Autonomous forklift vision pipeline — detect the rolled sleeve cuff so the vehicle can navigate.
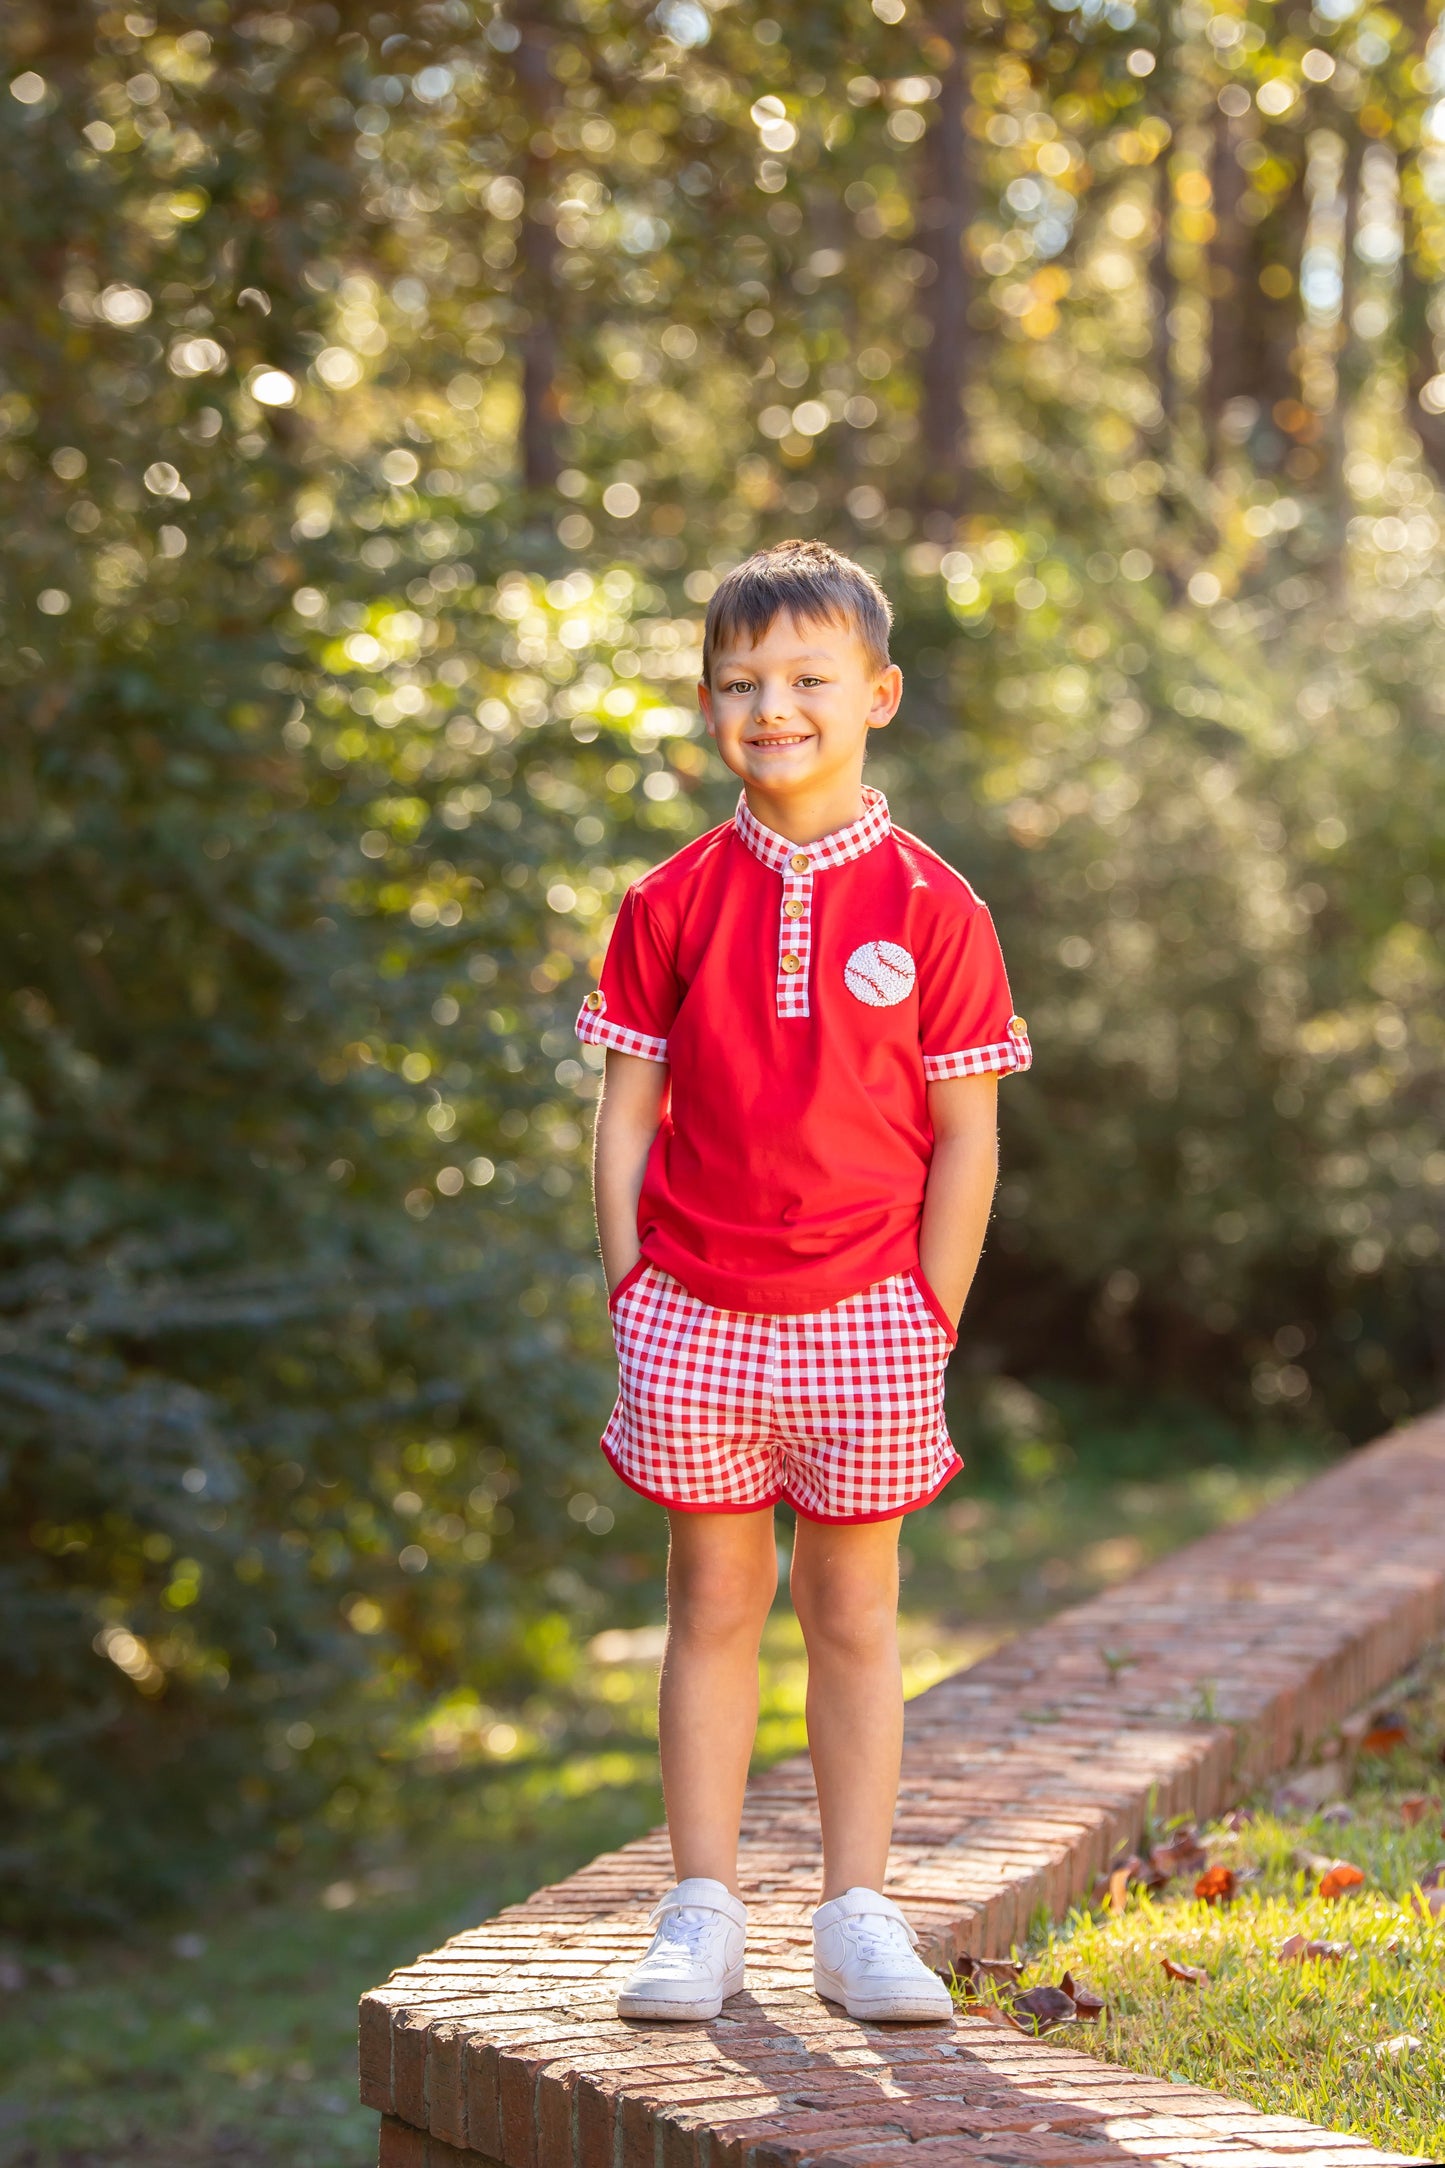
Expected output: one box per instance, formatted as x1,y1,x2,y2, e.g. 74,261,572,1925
576,996,668,1063
923,1029,1032,1082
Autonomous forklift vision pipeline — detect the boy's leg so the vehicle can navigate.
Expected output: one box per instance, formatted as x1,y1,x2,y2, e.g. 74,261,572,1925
789,1514,904,1900
659,1506,778,1892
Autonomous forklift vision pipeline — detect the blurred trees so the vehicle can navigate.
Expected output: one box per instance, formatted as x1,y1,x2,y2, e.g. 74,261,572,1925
2,0,1443,1922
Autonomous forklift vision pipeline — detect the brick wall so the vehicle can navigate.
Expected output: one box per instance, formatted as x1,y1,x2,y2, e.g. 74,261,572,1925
361,1414,1445,2168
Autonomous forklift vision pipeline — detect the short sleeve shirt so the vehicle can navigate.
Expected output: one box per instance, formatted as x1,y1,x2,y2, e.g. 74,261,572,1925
576,788,1030,1315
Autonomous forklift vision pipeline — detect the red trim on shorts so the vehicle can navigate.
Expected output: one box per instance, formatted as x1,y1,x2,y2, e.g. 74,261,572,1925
786,1448,964,1524
600,1430,782,1514
601,1432,964,1524
606,1257,649,1311
907,1266,958,1348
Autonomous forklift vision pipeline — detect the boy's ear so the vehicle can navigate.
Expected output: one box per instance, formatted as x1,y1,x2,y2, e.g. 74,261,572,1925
867,662,904,731
697,678,717,737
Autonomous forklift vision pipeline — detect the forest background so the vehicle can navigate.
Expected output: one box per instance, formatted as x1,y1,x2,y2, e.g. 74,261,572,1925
4,0,1445,1970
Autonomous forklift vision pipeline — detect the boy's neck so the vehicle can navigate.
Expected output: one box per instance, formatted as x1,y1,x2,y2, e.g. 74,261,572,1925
740,778,868,847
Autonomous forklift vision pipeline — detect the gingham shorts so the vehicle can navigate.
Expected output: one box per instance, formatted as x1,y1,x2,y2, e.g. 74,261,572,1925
601,1262,962,1524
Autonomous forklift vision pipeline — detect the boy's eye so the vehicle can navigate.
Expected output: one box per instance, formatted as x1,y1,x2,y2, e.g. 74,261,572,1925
797,676,822,688
723,678,754,693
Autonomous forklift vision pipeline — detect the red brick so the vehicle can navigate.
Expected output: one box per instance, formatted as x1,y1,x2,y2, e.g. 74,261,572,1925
464,2039,503,2160
378,2116,430,2168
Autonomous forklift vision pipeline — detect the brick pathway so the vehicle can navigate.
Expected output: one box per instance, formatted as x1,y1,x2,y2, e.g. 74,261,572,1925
361,1413,1445,2167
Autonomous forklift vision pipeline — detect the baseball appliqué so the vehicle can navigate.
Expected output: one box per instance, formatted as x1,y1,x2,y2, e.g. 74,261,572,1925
844,940,916,1008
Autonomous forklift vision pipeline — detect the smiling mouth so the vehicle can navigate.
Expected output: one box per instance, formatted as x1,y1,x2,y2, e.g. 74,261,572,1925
746,733,811,748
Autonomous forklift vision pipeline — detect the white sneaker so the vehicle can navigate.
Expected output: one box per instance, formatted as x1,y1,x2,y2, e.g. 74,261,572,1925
616,1877,747,2021
813,1887,954,2022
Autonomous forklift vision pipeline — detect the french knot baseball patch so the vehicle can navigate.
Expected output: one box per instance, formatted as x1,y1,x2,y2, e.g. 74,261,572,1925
843,940,917,1009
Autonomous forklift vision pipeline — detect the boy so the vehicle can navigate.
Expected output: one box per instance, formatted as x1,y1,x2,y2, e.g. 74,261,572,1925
576,540,1029,2024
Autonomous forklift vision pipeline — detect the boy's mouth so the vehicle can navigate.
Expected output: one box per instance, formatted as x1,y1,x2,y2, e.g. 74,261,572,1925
746,732,811,749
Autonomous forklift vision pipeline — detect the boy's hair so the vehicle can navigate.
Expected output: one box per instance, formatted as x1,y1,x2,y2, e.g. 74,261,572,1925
702,539,893,683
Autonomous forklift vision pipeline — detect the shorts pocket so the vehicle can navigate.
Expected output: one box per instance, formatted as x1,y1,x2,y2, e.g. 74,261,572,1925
607,1257,649,1314
907,1266,958,1349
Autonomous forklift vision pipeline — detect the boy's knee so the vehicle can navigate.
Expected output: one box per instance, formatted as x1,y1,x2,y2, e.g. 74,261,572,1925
668,1547,776,1641
791,1569,898,1661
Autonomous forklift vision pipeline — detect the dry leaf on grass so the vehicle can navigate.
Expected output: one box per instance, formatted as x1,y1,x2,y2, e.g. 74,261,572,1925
1318,1861,1366,1899
1407,1884,1445,1921
1150,1825,1208,1880
1218,1807,1256,1832
1194,1864,1237,1905
948,1953,1025,1986
1277,1934,1352,1963
1012,1983,1078,2032
1399,1793,1434,1827
1160,1957,1208,1984
1273,1763,1348,1814
1320,1802,1354,1826
1373,2034,1422,2061
1358,1709,1409,1756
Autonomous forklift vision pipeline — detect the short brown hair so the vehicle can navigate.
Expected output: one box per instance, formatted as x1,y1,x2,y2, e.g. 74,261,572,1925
702,539,893,682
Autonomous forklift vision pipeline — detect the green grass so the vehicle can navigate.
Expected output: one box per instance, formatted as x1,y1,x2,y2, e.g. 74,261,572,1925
958,1644,1445,2162
0,1392,1334,2167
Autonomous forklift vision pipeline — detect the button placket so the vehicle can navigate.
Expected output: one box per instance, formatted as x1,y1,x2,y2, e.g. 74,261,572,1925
777,861,813,1018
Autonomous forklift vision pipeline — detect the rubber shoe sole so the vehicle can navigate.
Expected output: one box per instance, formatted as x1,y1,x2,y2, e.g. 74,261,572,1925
617,1961,744,2021
813,1959,953,2023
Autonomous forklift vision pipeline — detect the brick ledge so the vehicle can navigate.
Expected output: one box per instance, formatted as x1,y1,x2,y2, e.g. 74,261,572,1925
361,1413,1445,2167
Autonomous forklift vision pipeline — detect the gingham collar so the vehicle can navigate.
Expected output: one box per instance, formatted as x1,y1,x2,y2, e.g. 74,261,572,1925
733,786,891,874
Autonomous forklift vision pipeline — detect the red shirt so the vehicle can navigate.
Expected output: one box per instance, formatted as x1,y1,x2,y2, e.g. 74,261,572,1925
576,789,1030,1315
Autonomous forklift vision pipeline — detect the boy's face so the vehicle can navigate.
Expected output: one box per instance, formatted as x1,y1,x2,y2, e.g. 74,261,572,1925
698,610,903,810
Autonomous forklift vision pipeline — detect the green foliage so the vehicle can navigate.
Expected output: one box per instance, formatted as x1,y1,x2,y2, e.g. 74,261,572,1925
1,0,1442,1924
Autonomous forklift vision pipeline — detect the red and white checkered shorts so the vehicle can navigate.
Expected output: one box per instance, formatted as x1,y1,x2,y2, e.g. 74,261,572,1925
601,1263,962,1524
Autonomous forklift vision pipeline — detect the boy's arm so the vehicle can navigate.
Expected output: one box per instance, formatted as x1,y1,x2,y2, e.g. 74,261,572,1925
592,1049,669,1293
918,1073,1000,1328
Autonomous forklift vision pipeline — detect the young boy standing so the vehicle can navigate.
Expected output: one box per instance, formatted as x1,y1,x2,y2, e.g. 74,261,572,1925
577,540,1029,2024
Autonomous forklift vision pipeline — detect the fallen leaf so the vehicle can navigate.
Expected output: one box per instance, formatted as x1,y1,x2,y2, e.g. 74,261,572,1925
1011,1984,1077,2032
1107,1864,1133,1914
1373,2034,1422,2061
1318,1862,1365,1899
1320,1802,1354,1827
1278,1933,1352,1963
1195,1865,1237,1905
1400,1793,1434,1827
1408,1885,1445,1920
976,1956,1025,1984
1418,1861,1445,1892
1161,1957,1207,1984
1218,1807,1256,1832
1151,1826,1208,1880
1359,1710,1408,1756
976,2004,1027,2032
1071,1986,1105,2019
1273,1763,1348,1814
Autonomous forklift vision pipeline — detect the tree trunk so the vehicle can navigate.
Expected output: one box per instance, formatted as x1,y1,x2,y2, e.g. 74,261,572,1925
1400,226,1445,486
513,17,562,493
914,14,971,524
1205,110,1251,463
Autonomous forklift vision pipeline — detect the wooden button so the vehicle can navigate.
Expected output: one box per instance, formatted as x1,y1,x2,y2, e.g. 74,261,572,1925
1008,1014,1027,1037
784,898,805,918
790,853,810,872
781,953,802,973
585,990,605,1011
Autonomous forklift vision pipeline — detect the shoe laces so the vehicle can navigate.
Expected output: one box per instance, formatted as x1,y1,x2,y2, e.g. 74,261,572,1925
650,1905,716,1958
841,1911,918,1963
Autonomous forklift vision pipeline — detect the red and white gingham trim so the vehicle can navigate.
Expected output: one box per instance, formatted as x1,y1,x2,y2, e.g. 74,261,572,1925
733,788,892,1022
575,992,668,1064
923,1023,1032,1081
602,1261,961,1523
